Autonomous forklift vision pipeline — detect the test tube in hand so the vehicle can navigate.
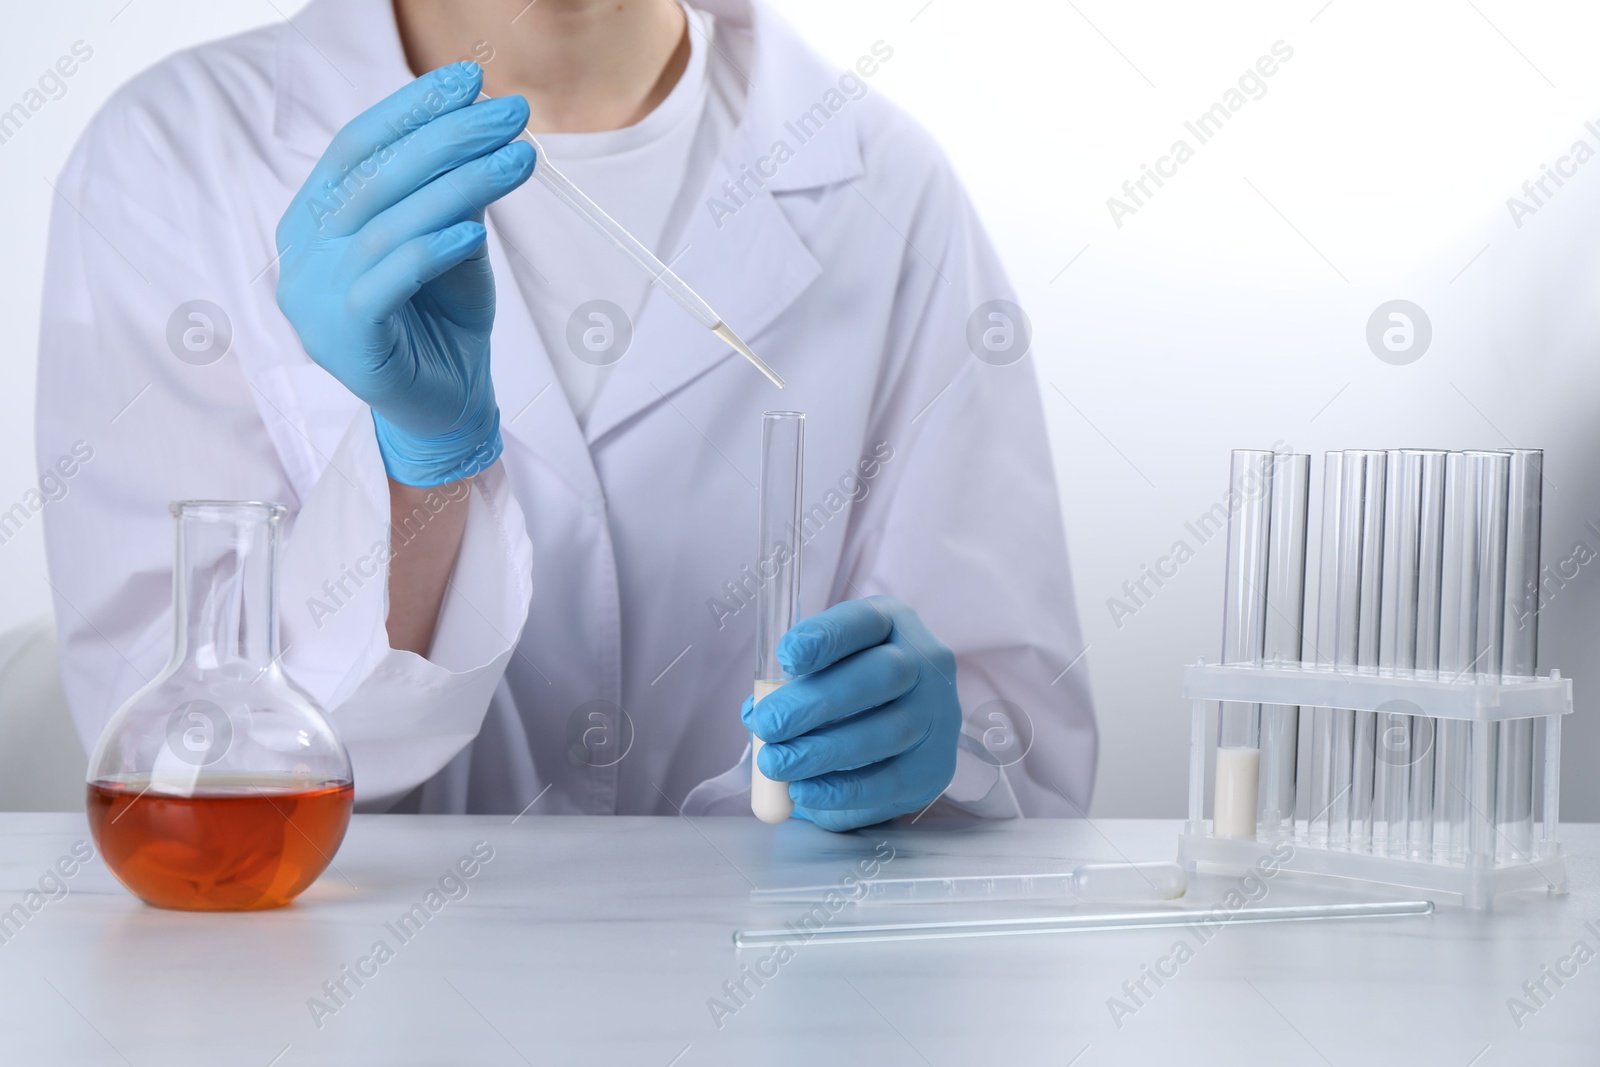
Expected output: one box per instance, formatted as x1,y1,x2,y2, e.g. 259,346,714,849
752,412,804,823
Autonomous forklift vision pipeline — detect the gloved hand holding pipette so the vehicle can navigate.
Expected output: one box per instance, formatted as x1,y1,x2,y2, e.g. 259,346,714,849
274,63,534,487
742,597,962,832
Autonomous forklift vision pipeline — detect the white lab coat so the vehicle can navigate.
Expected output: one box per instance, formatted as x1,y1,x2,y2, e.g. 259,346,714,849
37,0,1096,817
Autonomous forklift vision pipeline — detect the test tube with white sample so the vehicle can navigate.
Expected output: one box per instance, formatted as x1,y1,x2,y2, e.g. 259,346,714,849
1212,451,1274,839
751,411,804,824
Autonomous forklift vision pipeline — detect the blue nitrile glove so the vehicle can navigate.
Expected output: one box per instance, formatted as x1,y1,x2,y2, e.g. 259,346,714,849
274,63,536,486
741,596,961,831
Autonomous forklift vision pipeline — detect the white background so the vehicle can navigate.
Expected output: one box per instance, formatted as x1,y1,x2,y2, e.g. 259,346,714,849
4,0,1599,818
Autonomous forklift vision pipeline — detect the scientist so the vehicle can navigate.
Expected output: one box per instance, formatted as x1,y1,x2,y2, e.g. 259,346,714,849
37,0,1094,829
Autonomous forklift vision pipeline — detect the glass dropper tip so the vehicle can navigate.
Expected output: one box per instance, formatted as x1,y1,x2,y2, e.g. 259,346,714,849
712,322,786,389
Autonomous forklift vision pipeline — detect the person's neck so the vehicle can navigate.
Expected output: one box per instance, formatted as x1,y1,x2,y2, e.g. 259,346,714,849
393,0,690,133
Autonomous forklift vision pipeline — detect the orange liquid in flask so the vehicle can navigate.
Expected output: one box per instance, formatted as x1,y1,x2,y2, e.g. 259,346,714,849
87,777,354,911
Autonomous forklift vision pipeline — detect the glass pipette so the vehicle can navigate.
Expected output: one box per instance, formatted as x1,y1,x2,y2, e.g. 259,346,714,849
752,861,1188,906
733,900,1435,948
478,92,786,389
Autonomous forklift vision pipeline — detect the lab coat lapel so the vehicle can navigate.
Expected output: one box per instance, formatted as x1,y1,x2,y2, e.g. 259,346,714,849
274,0,415,152
581,0,860,442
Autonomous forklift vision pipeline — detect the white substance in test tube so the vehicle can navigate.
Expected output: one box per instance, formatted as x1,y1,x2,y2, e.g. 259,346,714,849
1213,747,1261,839
751,679,793,823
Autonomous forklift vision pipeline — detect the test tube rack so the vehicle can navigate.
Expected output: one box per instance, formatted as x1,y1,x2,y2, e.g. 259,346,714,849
1178,447,1569,910
1178,661,1569,909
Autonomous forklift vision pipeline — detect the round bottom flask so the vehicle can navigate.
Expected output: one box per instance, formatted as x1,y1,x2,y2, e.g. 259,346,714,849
86,501,354,911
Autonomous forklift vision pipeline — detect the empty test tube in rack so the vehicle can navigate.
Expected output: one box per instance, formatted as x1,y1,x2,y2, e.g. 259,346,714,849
1373,450,1445,855
1258,452,1309,840
1434,451,1509,862
1497,450,1542,862
1349,450,1387,852
1407,452,1448,859
1305,452,1343,846
1309,451,1383,848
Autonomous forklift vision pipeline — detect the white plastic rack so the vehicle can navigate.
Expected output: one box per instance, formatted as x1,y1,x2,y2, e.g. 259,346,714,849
1177,660,1569,910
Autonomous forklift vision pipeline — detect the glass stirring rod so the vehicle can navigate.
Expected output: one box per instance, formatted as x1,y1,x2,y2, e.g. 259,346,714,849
477,92,786,389
751,861,1189,906
734,900,1435,948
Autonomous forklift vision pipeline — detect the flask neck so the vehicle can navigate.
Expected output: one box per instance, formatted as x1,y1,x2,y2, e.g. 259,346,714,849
170,502,285,673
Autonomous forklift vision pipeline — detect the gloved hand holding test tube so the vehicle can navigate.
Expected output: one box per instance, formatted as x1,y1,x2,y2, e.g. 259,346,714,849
742,413,962,827
478,91,785,389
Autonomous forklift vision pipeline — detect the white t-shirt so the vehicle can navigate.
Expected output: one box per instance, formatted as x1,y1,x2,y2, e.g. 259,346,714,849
489,4,731,427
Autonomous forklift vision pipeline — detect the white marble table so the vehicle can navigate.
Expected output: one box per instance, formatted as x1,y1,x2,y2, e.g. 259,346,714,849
0,814,1594,1065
